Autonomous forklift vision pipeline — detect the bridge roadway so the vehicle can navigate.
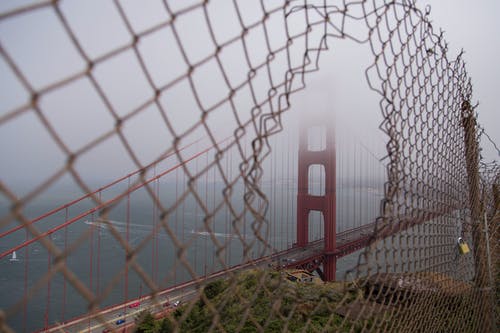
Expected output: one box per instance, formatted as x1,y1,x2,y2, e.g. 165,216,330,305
43,221,379,333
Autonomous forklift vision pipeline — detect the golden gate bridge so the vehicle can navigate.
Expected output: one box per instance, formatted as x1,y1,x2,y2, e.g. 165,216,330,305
1,120,453,332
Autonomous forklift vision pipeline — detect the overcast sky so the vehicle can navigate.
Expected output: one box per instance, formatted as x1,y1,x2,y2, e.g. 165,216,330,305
420,0,499,162
0,0,498,195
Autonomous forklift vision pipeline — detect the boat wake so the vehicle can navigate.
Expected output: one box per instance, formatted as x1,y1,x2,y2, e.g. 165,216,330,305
189,229,247,240
84,219,152,232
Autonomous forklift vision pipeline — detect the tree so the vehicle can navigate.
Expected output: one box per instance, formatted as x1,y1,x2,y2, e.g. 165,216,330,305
158,318,174,333
134,311,157,333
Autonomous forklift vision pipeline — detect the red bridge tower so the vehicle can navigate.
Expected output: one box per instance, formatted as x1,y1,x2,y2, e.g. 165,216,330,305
296,121,337,281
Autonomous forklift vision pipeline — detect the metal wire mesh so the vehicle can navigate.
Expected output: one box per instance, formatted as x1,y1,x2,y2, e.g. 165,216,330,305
0,0,498,332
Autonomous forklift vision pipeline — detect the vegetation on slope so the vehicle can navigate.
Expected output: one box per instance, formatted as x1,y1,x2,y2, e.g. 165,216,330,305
134,268,495,332
134,269,371,333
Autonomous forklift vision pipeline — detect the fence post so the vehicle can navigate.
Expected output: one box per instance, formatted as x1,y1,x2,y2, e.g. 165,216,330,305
488,176,499,333
461,101,494,332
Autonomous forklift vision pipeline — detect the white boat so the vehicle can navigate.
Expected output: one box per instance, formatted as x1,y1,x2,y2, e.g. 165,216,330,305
9,251,19,262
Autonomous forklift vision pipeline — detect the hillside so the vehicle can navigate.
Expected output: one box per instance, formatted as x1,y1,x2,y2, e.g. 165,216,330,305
134,269,373,332
133,267,490,333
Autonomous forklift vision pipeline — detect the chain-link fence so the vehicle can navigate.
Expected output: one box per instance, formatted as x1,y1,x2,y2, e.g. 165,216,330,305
0,0,498,332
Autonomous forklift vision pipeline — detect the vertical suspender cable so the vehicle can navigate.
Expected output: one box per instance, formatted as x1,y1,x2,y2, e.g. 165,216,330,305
155,172,160,285
292,132,297,245
152,165,157,285
23,228,29,333
338,135,342,232
87,212,94,329
369,144,373,220
89,212,94,295
194,152,198,275
341,136,345,231
321,130,325,239
204,150,208,277
181,163,186,282
342,136,346,231
62,208,68,322
271,138,275,250
358,142,361,227
225,148,229,265
204,151,210,275
360,143,364,226
175,167,179,284
365,145,369,220
212,152,216,270
243,134,247,252
353,141,357,228
229,144,233,264
374,144,377,220
361,143,364,226
277,135,281,248
280,134,284,248
152,166,156,285
45,248,51,329
125,176,130,311
374,143,377,219
285,130,290,249
361,143,364,227
96,191,101,297
280,133,285,251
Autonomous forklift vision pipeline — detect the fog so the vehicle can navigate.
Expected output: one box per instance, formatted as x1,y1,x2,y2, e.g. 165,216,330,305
0,0,498,199
420,0,500,163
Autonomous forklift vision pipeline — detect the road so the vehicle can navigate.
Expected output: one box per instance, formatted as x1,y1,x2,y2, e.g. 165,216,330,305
48,288,194,333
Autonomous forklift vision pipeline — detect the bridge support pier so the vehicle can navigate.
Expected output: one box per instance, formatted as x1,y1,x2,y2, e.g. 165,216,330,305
296,121,337,281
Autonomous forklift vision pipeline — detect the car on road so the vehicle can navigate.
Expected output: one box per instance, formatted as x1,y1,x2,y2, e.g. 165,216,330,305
128,301,140,308
116,318,126,325
173,300,180,307
281,258,296,263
